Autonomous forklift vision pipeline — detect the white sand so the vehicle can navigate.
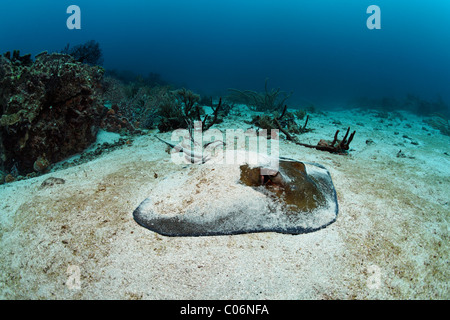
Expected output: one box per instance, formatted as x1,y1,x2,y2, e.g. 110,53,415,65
0,108,448,299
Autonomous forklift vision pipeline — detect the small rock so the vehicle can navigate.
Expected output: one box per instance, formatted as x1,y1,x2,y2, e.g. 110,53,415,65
396,150,415,159
5,174,16,183
26,172,37,179
396,150,406,158
40,177,66,188
365,139,375,145
34,155,50,172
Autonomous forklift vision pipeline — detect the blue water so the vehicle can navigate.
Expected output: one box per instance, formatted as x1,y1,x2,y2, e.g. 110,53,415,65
1,0,449,111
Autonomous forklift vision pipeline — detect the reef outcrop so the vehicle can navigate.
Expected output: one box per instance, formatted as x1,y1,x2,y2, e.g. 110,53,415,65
0,52,105,175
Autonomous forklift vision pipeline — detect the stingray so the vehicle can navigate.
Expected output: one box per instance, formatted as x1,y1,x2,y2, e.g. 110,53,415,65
133,138,339,237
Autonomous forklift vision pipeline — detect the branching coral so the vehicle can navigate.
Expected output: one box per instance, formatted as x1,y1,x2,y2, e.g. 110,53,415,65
246,105,312,135
248,106,356,154
61,40,103,66
157,88,223,133
157,88,194,132
227,78,292,112
102,72,229,133
275,116,356,154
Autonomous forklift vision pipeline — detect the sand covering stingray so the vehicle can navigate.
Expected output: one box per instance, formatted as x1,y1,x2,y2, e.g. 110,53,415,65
133,150,338,236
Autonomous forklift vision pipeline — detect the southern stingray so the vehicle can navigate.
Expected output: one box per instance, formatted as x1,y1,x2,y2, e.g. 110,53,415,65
133,135,339,237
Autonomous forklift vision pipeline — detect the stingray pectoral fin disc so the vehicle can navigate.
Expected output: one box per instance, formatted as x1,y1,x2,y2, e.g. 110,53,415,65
133,159,339,237
133,197,239,236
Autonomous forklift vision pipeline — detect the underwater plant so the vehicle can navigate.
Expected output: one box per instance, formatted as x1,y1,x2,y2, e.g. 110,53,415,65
227,78,292,112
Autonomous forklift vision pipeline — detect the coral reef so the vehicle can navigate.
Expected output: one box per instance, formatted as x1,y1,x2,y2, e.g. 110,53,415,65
3,50,33,66
0,52,105,175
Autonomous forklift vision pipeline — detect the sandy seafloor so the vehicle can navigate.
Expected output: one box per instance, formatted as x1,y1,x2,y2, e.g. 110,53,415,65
0,106,449,299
